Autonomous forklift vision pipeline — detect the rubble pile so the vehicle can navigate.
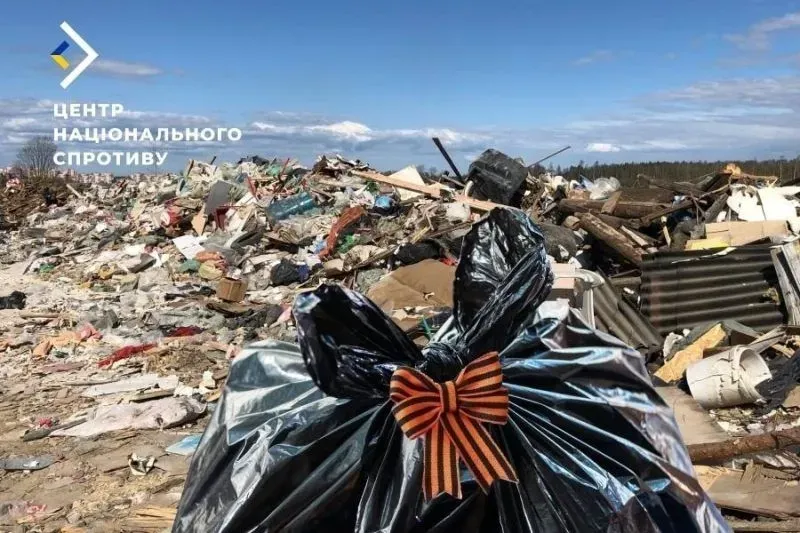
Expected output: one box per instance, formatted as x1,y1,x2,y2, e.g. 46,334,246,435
2,147,800,531
0,174,78,230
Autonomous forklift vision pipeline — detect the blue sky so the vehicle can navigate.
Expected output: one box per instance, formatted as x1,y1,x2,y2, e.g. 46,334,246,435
1,0,800,172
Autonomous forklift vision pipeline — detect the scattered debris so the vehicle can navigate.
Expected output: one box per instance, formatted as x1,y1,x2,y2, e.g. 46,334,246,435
165,435,202,456
0,455,54,471
51,397,205,437
4,154,800,530
128,453,156,476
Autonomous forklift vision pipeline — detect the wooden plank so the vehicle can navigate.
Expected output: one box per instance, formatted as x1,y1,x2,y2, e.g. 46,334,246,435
121,506,177,532
771,249,800,325
66,184,84,199
559,198,666,219
576,213,644,267
352,169,501,212
640,199,695,224
698,465,800,519
746,326,794,358
637,173,704,196
781,241,800,294
655,387,728,446
688,427,800,464
622,224,658,245
352,170,444,197
703,193,729,222
726,519,800,532
600,191,622,215
619,225,651,247
452,195,500,212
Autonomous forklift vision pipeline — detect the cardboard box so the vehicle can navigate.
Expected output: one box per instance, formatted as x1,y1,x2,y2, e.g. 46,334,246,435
216,277,247,302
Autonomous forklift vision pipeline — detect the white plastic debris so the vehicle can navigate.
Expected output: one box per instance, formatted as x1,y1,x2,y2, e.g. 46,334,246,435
51,397,205,437
686,346,772,409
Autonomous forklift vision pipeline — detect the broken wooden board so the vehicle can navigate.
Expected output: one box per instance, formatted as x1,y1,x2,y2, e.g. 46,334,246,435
452,195,502,212
654,323,726,382
640,198,695,224
656,386,728,446
784,386,800,408
352,169,445,197
772,248,800,326
121,506,177,532
352,169,501,212
601,191,622,215
559,198,667,219
637,173,704,196
696,464,800,519
576,212,644,267
725,519,800,532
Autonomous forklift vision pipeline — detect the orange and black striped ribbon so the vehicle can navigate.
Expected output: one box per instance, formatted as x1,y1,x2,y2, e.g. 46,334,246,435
390,351,518,500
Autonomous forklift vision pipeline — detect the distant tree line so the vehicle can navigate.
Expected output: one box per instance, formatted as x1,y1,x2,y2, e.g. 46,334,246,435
380,159,800,188
531,157,800,187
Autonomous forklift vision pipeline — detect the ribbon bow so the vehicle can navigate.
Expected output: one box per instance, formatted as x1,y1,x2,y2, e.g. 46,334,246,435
390,352,518,500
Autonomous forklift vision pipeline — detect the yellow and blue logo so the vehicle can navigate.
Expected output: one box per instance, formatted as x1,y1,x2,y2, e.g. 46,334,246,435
50,41,70,70
50,22,99,89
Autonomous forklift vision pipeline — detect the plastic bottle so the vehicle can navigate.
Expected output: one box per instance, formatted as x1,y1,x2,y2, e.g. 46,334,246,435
266,192,315,222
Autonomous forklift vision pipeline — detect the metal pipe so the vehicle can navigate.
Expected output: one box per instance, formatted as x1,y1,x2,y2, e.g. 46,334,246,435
529,145,572,169
431,137,463,181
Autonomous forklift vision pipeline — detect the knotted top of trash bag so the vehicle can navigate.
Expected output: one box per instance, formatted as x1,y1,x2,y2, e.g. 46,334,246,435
294,208,554,397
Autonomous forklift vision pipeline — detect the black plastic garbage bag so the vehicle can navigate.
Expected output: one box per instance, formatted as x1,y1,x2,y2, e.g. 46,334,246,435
466,149,529,205
0,291,26,310
174,208,728,533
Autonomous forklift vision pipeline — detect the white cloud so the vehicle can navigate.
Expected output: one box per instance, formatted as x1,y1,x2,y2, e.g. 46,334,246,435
725,11,800,50
308,121,373,141
586,143,621,153
621,140,689,151
573,50,614,66
3,117,37,129
652,77,800,107
249,119,490,152
3,72,800,171
91,59,163,77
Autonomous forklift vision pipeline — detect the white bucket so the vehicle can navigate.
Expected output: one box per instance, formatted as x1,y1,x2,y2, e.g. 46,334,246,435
686,346,772,409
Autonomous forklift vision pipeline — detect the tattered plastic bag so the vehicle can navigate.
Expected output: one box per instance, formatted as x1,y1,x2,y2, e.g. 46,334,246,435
174,208,727,533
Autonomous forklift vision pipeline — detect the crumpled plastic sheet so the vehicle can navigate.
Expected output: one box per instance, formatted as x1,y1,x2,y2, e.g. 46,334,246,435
52,396,205,438
174,208,729,533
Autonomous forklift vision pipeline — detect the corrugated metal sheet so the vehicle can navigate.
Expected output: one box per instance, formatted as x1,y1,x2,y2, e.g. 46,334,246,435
641,245,785,335
593,274,662,356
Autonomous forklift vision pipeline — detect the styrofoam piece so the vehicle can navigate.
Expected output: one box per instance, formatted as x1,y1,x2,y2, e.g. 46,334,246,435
686,346,772,409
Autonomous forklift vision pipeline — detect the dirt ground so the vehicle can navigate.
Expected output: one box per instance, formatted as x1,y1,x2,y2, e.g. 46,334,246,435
0,260,215,533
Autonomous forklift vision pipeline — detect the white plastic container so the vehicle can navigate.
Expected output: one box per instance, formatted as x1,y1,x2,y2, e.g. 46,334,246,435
686,346,772,409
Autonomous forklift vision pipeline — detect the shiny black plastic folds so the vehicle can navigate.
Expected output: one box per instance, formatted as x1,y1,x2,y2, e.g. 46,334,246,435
174,208,728,533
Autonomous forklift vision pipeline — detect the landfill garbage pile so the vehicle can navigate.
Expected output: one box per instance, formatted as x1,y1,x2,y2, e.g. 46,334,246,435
0,145,797,531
